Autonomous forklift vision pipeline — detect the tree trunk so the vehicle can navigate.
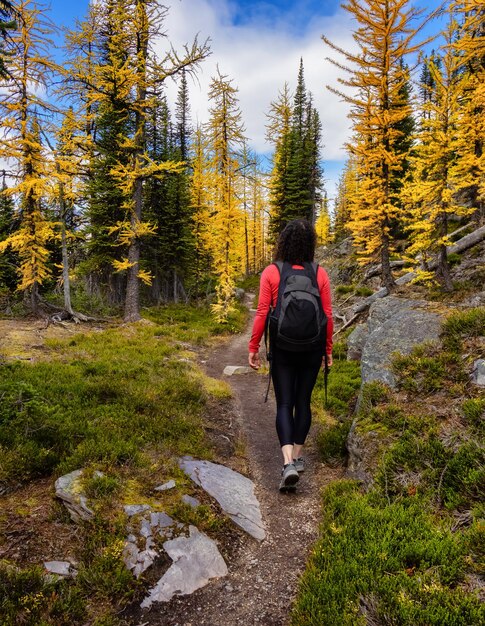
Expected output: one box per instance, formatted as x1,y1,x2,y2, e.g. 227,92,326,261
124,211,141,322
60,220,73,314
380,231,395,291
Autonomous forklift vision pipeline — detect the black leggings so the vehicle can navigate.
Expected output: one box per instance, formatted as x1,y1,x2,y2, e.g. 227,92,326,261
271,347,322,447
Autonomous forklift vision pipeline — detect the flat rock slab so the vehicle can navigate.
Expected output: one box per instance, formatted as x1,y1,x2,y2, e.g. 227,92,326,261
154,480,176,492
223,365,253,376
55,470,101,523
43,561,76,577
178,457,265,541
141,525,227,608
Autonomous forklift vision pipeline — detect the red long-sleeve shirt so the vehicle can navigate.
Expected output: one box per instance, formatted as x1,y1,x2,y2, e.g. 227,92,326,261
249,263,333,355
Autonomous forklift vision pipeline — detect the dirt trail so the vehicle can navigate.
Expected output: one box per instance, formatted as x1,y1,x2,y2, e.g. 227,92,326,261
143,298,341,626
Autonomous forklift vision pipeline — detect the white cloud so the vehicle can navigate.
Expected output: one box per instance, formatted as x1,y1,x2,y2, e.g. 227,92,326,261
160,0,356,197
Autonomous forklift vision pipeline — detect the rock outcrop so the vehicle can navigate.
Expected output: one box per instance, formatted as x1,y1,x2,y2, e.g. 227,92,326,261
346,297,445,486
353,297,443,389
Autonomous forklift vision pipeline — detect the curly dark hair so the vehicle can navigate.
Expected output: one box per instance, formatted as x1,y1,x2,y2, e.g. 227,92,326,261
274,219,316,264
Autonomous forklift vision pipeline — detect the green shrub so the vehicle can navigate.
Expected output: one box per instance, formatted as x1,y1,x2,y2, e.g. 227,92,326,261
442,308,485,351
316,420,352,466
462,398,485,434
0,563,86,625
335,284,355,295
292,482,484,626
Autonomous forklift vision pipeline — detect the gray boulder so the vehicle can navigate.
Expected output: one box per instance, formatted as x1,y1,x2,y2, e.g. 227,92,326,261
141,525,227,608
178,457,265,541
360,297,442,389
347,298,444,487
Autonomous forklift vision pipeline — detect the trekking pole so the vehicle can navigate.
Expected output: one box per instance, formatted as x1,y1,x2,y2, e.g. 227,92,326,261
324,353,329,408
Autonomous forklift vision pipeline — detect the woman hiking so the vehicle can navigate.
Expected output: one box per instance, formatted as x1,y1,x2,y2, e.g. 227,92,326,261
248,219,333,491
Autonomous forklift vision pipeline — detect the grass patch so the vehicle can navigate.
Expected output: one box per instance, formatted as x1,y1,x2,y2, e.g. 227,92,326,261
0,304,245,490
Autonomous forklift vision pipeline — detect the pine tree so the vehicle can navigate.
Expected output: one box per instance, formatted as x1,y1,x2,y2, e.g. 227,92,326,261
0,172,18,293
206,69,246,322
266,83,292,240
323,0,428,289
0,1,59,313
267,62,323,236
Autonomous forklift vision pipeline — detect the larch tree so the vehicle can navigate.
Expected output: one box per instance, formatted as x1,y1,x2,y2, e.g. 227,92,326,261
333,157,358,242
190,125,213,295
322,0,430,290
0,1,59,313
402,16,474,290
64,0,209,319
205,69,246,322
315,192,331,245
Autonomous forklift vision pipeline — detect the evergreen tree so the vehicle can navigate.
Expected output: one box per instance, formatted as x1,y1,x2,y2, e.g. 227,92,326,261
267,63,323,238
266,83,292,240
0,172,18,292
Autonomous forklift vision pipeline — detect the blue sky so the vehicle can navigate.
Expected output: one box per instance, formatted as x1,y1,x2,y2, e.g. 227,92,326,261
46,0,447,201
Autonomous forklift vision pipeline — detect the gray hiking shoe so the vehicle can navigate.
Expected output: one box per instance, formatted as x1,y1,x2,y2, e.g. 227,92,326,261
279,463,299,492
293,457,305,473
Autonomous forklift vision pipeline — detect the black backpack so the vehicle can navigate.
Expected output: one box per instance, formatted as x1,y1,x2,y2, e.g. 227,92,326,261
269,261,327,352
264,261,329,403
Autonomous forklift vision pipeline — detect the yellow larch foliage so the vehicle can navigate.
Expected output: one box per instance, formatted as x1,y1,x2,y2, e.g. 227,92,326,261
206,70,246,322
323,0,429,288
401,16,474,290
0,2,59,305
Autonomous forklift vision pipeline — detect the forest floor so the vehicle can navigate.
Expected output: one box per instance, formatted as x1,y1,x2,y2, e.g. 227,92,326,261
136,296,342,626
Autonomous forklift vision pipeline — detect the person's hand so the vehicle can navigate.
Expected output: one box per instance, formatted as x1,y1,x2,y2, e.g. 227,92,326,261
322,353,333,369
249,352,261,370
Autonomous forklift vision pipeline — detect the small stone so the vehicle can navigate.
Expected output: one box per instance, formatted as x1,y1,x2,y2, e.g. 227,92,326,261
225,584,234,592
43,561,75,577
124,504,151,517
223,365,253,376
155,480,176,492
151,511,175,529
471,359,485,387
140,518,152,538
141,526,227,608
182,494,200,508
